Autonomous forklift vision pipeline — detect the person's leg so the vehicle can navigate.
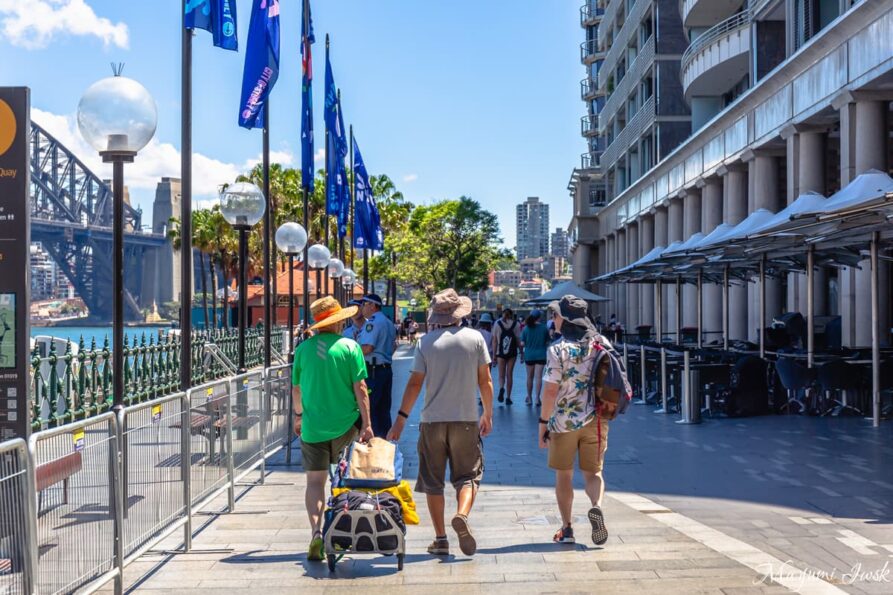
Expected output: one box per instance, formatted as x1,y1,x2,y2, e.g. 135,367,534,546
534,363,545,403
416,423,450,553
427,493,447,537
305,470,328,535
555,469,575,526
505,357,516,402
496,357,507,401
525,364,534,403
448,422,485,556
579,418,610,545
456,484,477,517
582,470,605,508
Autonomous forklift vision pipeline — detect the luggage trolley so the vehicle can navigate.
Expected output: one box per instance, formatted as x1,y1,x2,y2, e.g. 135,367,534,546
324,441,407,572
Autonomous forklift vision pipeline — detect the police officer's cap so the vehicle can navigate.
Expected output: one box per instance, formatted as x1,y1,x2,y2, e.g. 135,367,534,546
361,294,384,307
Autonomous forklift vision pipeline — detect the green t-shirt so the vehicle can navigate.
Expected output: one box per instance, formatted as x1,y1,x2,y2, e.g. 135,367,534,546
292,332,368,443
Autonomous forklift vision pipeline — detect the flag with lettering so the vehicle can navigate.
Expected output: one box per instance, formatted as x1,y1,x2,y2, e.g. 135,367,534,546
300,0,315,192
185,0,238,51
352,139,384,251
324,51,348,218
239,0,280,129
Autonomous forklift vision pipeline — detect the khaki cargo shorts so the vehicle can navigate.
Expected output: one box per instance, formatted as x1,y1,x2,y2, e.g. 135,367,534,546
547,416,609,473
301,426,358,472
415,422,484,495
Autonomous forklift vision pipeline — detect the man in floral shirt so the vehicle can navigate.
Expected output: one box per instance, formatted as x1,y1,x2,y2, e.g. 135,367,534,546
539,296,619,547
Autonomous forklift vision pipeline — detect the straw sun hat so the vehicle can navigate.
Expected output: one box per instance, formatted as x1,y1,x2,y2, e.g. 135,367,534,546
309,296,358,331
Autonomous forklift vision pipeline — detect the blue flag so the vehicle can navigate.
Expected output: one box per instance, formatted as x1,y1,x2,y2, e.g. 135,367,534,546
324,52,348,218
239,0,280,129
300,0,315,192
353,139,384,251
185,0,238,51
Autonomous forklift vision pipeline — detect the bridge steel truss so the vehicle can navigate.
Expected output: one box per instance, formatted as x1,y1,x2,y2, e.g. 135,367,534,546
29,122,166,322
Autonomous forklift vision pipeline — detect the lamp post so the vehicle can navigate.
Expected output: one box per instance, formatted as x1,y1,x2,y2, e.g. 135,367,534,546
220,182,266,372
327,257,345,303
77,72,157,414
307,244,331,302
275,222,308,360
341,268,357,301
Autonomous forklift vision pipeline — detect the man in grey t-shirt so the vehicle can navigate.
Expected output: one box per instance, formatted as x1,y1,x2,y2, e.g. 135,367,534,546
388,289,494,558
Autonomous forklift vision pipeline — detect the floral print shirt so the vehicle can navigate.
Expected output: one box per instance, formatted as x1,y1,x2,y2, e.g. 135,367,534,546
543,337,602,434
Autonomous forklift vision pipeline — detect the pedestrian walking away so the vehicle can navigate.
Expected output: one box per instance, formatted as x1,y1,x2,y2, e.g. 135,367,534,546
388,288,494,558
358,293,397,437
521,309,550,406
492,308,521,405
292,296,374,562
476,313,495,363
539,296,631,547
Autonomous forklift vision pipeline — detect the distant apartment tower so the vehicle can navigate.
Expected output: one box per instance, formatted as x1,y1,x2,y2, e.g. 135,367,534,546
550,227,569,258
515,197,550,260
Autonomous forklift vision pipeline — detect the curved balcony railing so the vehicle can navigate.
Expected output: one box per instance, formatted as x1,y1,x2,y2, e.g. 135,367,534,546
580,39,605,63
581,151,602,170
680,9,752,74
581,2,605,25
581,78,600,100
581,114,600,136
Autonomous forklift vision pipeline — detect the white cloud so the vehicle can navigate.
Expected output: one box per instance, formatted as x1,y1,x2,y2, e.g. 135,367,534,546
31,108,291,202
314,148,325,164
0,0,129,49
402,174,418,183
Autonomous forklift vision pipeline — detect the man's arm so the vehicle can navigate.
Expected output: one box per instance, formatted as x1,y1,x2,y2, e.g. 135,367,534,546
477,363,494,437
385,371,425,441
539,381,559,448
353,380,374,441
361,344,374,356
291,385,302,436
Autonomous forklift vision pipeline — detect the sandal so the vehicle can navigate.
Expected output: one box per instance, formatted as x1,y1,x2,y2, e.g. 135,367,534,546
308,531,324,561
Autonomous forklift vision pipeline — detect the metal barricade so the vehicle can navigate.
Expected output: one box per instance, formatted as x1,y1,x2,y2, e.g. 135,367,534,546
0,439,38,595
264,365,291,453
229,372,266,484
120,393,190,562
185,379,232,513
29,413,122,595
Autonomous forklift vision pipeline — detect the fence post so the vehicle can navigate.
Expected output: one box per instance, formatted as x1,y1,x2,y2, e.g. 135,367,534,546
23,441,40,595
180,393,193,551
259,371,267,485
112,411,125,595
637,345,646,404
226,382,236,512
660,347,668,413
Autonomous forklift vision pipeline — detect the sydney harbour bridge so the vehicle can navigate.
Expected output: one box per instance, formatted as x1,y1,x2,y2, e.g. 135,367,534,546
30,122,168,322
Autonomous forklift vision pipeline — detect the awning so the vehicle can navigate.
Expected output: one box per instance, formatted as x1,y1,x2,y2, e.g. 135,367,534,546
523,280,608,305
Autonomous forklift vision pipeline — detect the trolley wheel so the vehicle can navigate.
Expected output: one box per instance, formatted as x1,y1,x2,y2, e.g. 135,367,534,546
327,554,337,573
397,553,404,571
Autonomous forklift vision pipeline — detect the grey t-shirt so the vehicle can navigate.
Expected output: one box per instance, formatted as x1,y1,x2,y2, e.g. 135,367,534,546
412,326,491,423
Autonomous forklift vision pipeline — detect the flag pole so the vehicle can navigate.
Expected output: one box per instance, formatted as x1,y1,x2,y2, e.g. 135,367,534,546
301,0,312,330
323,34,330,254
180,2,193,391
262,106,271,368
349,124,355,272
337,91,346,304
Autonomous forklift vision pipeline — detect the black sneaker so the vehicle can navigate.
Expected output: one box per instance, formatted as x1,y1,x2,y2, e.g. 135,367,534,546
506,397,513,405
588,506,608,545
553,525,575,544
497,387,505,403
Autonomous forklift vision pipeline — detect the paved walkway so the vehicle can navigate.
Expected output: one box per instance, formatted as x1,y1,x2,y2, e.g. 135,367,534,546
114,344,893,594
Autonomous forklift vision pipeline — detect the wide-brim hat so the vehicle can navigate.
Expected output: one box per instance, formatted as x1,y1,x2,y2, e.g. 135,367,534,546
310,296,358,331
428,288,473,326
557,295,596,331
479,312,494,323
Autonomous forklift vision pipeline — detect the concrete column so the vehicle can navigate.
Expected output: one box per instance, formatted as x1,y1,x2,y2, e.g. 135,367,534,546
682,190,701,328
723,166,748,341
790,131,829,316
748,154,784,342
653,207,669,337
606,234,615,323
853,101,889,347
616,229,627,326
595,240,607,319
639,215,655,328
627,222,640,330
838,101,857,345
701,178,723,341
667,200,684,339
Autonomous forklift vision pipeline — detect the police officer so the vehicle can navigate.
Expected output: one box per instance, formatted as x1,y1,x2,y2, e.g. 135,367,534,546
357,294,397,436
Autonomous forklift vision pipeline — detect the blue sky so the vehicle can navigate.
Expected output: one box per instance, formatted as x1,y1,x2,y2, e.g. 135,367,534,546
1,0,584,249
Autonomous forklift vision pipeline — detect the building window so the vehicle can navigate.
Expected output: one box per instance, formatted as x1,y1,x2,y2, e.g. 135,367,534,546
589,187,607,208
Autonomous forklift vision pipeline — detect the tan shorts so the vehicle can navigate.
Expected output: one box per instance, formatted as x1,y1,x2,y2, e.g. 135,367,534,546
301,426,358,472
415,422,484,495
547,417,609,473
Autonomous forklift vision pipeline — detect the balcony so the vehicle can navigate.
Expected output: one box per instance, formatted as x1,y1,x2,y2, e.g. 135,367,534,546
581,151,602,171
581,78,600,101
681,10,752,101
681,0,746,29
580,39,605,64
581,2,605,26
581,114,600,137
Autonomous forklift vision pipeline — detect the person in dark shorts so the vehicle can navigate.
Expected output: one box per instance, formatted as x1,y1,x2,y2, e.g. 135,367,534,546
521,310,550,406
292,297,373,561
492,308,521,405
388,288,493,557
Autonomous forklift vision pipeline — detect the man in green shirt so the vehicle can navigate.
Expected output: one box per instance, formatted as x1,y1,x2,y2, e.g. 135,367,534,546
292,296,373,561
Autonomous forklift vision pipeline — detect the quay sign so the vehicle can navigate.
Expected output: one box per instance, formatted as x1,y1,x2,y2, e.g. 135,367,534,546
0,87,31,439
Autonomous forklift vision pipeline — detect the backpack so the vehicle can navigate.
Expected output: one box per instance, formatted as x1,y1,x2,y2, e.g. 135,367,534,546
586,339,632,420
497,320,518,358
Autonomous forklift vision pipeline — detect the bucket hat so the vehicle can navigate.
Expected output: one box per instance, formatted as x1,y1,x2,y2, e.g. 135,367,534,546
427,288,473,326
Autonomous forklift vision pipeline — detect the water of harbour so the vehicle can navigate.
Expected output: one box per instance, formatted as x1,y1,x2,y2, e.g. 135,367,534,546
30,325,171,347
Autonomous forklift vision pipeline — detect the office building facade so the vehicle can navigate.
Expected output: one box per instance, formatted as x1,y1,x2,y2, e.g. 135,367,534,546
516,197,550,260
551,227,570,258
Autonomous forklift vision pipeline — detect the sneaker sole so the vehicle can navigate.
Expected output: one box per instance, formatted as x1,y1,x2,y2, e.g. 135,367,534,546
588,507,608,546
451,516,477,556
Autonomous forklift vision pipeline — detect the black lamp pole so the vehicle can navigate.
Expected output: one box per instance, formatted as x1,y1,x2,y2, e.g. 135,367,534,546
237,227,249,372
288,254,295,360
103,151,135,412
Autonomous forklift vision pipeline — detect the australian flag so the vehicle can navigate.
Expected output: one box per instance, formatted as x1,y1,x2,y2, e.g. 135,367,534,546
353,139,384,251
185,0,238,51
300,0,314,192
238,0,280,129
324,51,348,220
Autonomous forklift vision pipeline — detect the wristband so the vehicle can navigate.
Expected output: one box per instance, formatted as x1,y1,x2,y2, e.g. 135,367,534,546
296,413,303,418
538,418,548,424
397,410,410,419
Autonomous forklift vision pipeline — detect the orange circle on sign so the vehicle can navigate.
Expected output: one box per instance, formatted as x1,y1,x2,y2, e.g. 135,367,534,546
0,99,16,157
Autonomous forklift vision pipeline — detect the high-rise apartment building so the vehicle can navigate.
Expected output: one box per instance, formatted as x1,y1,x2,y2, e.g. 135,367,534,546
515,197,550,260
550,228,569,258
571,0,891,348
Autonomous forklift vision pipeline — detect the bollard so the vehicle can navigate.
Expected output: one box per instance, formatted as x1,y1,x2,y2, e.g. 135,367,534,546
677,350,702,425
655,347,669,414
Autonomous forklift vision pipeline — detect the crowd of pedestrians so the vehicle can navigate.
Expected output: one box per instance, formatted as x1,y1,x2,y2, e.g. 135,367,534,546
290,289,630,562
